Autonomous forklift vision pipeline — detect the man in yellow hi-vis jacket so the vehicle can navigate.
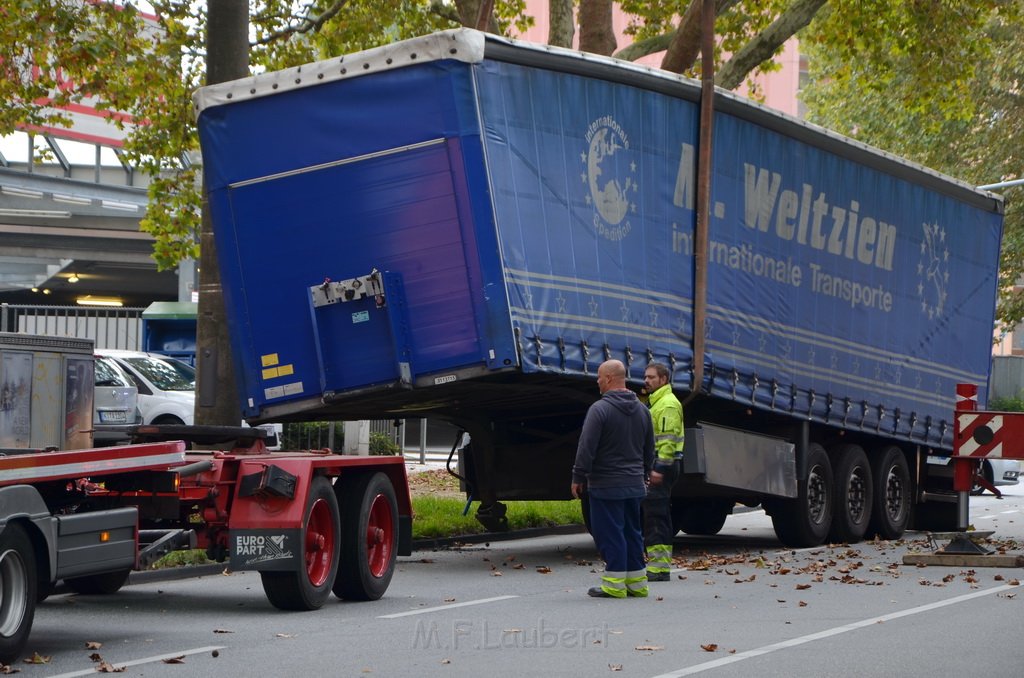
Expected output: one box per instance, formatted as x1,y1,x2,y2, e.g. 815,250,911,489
642,363,684,581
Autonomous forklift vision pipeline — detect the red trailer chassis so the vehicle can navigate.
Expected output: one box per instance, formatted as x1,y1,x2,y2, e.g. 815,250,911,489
0,425,412,664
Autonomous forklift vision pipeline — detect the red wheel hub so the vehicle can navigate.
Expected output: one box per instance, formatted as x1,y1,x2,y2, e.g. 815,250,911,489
305,497,335,587
365,493,394,577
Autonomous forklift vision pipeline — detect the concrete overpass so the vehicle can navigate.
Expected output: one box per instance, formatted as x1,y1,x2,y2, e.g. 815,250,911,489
0,138,182,308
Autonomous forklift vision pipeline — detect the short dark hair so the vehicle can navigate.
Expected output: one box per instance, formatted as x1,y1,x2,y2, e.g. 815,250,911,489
646,362,670,380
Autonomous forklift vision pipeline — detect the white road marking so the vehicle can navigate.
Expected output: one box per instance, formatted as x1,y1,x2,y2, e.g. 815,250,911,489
50,646,226,677
379,595,519,619
649,585,1015,677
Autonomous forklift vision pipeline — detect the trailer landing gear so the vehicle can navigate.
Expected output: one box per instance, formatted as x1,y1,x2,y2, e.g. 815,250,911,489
475,502,509,532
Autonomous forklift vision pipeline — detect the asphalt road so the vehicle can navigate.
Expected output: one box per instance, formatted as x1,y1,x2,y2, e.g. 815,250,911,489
18,490,1024,677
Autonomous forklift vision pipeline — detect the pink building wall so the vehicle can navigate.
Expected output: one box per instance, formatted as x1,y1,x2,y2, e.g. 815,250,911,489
514,2,802,118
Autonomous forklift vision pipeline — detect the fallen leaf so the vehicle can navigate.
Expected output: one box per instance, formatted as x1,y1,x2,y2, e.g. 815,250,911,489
656,596,664,601
440,658,451,664
0,665,17,675
799,601,807,607
994,574,1004,581
213,629,234,634
536,566,553,574
609,664,623,671
491,571,503,577
444,597,456,602
635,645,665,652
419,558,435,564
162,656,186,664
85,641,102,650
96,662,126,673
276,633,296,638
513,563,525,569
795,584,811,590
90,653,103,662
777,599,786,603
22,653,49,665
504,629,522,634
1008,579,1020,586
729,649,737,654
700,644,718,652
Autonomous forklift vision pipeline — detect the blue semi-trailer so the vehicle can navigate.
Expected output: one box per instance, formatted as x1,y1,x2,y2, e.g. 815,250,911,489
194,29,1004,546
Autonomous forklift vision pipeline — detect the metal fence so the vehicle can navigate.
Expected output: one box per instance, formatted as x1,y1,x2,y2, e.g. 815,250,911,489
0,303,144,350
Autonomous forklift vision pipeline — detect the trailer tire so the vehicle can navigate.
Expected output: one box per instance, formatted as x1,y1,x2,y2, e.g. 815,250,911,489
65,569,131,595
770,443,833,547
261,476,340,611
867,446,910,539
970,461,993,496
672,500,732,536
0,523,36,665
828,444,873,543
334,472,398,601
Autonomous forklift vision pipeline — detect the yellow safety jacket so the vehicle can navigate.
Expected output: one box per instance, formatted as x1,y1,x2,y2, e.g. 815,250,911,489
648,383,684,467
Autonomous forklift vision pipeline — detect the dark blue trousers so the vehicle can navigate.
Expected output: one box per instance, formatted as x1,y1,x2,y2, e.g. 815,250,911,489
589,493,645,573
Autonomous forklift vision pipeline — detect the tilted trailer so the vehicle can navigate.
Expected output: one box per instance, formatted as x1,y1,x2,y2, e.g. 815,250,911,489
192,29,1003,548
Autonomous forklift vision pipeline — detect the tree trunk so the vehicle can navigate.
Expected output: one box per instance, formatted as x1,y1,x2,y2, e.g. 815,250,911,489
548,0,574,48
454,0,499,33
716,0,826,90
578,0,615,55
661,0,739,74
195,0,248,426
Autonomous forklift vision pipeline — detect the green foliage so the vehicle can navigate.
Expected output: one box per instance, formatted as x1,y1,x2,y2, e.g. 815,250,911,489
149,548,212,569
411,497,584,539
280,421,344,451
369,431,401,455
988,395,1024,412
801,1,1024,333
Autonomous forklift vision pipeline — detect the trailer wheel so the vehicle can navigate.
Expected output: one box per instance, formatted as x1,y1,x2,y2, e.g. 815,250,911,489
334,472,398,601
0,523,36,665
770,443,833,547
867,446,910,539
261,476,340,611
65,569,131,595
970,461,993,496
828,444,873,543
672,500,732,536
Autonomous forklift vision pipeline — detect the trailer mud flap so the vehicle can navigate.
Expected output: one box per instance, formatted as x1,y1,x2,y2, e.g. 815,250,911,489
230,529,302,571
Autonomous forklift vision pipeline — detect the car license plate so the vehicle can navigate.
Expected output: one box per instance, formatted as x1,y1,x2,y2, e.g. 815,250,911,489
100,411,129,423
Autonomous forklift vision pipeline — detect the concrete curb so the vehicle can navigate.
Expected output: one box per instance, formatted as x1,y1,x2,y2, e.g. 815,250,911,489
411,524,588,551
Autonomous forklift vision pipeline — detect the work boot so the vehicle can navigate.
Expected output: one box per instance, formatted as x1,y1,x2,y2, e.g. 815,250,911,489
588,587,615,598
647,571,670,582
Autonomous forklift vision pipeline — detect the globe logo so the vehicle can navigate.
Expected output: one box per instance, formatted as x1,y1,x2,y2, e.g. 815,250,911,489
582,116,638,241
917,222,949,320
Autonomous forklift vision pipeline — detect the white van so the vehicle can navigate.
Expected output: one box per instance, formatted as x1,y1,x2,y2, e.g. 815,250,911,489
97,349,195,426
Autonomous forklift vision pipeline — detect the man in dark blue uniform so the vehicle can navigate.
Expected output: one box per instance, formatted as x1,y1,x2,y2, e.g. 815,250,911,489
571,360,655,598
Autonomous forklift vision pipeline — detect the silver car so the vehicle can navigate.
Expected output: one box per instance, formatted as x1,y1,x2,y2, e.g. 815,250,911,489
92,355,140,446
973,458,1021,496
